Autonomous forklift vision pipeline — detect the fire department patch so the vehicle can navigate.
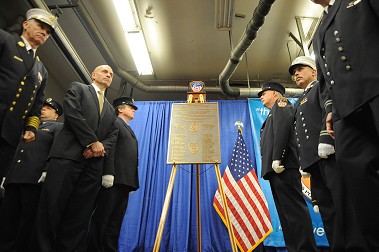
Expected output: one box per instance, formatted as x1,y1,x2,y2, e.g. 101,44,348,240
277,97,288,108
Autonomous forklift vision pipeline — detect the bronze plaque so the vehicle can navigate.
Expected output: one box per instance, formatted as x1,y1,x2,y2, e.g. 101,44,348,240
167,102,221,164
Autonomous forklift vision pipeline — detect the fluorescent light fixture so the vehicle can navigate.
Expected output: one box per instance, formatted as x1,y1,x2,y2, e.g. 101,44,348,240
215,0,236,31
113,0,154,75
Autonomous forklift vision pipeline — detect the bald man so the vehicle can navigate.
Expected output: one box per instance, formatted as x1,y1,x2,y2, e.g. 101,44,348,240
31,65,118,252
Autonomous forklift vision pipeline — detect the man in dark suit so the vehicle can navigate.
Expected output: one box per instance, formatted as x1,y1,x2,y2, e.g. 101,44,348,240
290,56,368,251
311,0,379,249
0,98,63,252
0,8,57,182
88,96,139,252
259,82,317,252
31,65,118,252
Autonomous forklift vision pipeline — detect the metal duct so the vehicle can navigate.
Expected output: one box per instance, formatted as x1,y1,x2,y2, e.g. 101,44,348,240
31,0,92,84
218,0,303,98
32,0,302,98
65,0,222,95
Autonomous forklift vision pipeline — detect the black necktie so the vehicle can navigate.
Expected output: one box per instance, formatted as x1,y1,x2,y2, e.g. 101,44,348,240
28,49,34,61
325,5,332,14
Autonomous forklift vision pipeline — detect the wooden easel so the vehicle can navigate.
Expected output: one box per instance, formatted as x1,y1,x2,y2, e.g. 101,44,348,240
152,162,238,252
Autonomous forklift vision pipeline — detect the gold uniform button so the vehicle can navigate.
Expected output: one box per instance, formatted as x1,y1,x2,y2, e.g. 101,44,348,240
28,103,31,106
18,88,23,92
30,98,34,101
21,81,25,86
9,107,14,111
22,116,26,119
34,85,37,88
24,110,28,114
12,101,16,105
16,94,20,98
23,76,26,80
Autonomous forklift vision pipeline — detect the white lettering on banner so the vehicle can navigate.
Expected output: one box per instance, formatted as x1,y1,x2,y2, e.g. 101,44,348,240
279,226,325,236
256,107,270,116
314,227,325,237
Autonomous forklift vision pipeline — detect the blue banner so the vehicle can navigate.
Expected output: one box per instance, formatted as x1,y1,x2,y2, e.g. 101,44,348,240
247,98,328,247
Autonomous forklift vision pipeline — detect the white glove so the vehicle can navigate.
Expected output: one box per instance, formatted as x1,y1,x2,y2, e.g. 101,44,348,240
272,160,285,174
0,177,5,189
102,175,114,188
38,172,47,183
313,205,320,213
318,143,335,159
299,168,311,178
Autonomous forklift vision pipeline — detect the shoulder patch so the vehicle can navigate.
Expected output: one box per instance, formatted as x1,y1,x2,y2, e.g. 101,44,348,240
277,97,288,108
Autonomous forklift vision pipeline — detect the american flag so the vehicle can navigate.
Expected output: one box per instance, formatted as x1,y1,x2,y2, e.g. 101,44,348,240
213,131,272,251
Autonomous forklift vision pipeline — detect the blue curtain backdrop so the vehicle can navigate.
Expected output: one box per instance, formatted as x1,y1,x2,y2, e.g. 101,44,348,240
118,100,328,251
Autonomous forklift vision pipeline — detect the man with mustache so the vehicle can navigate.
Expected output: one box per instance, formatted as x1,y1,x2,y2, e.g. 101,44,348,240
0,8,57,193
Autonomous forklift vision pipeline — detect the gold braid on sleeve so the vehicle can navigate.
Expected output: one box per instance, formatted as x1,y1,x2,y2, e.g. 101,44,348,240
25,116,40,131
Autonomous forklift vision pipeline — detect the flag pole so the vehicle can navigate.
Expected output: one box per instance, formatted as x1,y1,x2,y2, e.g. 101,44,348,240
214,162,238,252
196,163,202,252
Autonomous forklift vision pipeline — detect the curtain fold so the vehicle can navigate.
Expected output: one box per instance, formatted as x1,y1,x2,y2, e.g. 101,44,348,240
119,100,257,251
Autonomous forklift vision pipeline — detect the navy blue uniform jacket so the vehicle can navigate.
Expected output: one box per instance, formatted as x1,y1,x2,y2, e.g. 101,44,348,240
0,29,47,147
4,120,63,185
260,98,299,179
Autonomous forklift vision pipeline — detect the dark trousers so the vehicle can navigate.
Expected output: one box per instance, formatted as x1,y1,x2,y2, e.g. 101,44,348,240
87,184,131,252
31,157,103,252
309,159,369,252
334,96,379,251
268,169,317,252
0,138,16,178
0,184,41,252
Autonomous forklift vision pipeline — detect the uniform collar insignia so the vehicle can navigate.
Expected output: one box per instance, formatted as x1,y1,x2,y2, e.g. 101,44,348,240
347,0,361,8
18,41,25,47
300,97,308,105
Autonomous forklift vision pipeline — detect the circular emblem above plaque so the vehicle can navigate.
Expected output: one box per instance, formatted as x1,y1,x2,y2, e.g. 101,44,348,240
189,80,204,92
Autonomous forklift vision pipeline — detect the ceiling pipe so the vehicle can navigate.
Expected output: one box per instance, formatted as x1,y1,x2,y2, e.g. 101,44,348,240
32,0,302,98
31,0,92,84
218,0,303,98
65,0,223,95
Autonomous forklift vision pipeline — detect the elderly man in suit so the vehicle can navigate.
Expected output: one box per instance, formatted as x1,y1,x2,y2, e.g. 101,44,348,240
0,8,57,188
311,0,379,250
259,81,317,252
88,96,139,252
31,65,118,252
0,98,63,252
